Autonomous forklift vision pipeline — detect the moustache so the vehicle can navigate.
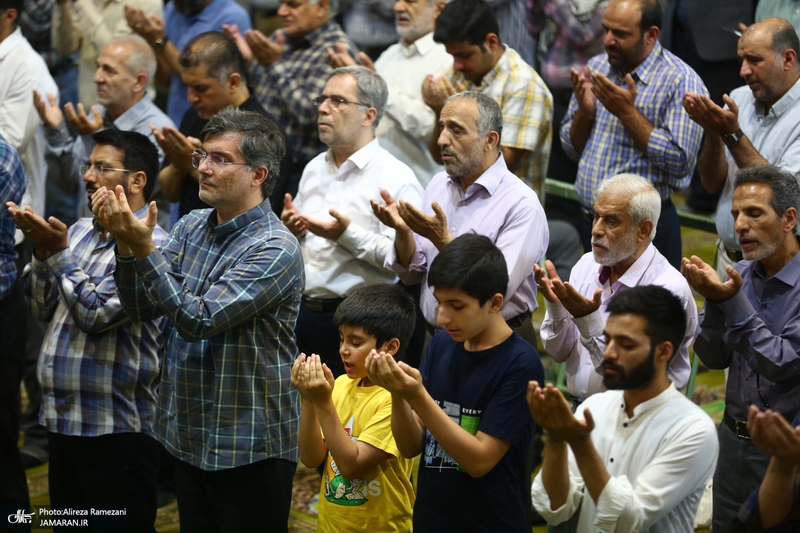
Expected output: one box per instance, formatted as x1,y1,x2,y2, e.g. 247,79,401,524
601,360,624,376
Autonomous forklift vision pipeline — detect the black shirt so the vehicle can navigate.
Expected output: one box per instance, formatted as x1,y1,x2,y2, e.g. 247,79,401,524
175,95,297,219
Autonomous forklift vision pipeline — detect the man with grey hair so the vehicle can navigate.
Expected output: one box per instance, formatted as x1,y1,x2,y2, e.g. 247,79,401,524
685,164,800,532
34,34,174,228
282,66,423,375
536,173,697,404
327,0,451,187
94,106,304,533
373,90,547,347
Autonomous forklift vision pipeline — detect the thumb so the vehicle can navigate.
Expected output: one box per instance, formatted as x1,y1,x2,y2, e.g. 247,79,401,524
626,73,636,94
274,31,285,46
380,188,395,204
358,51,374,69
146,201,158,230
322,363,335,384
48,93,58,107
455,80,466,92
329,208,344,222
90,105,101,120
583,408,596,431
431,201,446,221
727,265,744,290
284,193,294,210
592,288,603,307
49,216,68,232
337,42,347,54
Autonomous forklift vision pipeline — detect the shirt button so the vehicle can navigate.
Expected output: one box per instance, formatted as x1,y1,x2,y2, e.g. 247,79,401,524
623,423,628,428
610,458,614,463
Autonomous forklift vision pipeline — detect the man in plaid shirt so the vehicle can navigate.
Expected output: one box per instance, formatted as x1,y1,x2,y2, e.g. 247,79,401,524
8,129,167,531
238,0,356,184
561,0,707,269
97,108,305,533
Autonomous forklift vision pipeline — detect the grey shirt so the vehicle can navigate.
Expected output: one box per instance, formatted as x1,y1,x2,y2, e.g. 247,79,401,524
44,96,175,230
695,245,800,422
716,78,800,249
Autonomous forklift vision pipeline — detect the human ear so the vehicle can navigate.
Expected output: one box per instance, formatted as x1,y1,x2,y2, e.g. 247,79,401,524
129,171,146,196
379,338,401,356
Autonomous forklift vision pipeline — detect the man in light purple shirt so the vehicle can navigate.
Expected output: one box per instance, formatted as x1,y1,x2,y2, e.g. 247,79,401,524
371,91,547,345
536,173,696,403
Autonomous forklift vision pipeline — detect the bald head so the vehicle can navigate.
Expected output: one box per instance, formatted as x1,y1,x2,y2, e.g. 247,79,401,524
744,17,800,63
738,17,800,109
607,0,662,33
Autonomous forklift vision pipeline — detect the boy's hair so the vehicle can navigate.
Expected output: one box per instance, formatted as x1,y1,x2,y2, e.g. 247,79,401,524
427,233,508,306
606,286,686,361
333,284,416,357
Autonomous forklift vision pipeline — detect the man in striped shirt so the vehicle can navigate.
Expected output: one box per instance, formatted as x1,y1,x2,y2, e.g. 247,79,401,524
8,129,167,531
561,0,707,269
98,108,305,533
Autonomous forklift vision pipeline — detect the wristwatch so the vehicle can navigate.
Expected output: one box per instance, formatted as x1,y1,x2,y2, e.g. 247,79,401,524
153,36,169,49
722,128,745,148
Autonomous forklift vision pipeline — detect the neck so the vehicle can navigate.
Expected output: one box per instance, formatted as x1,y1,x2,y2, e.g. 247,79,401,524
760,235,800,279
464,314,513,352
0,24,15,44
231,87,250,110
401,29,431,47
215,196,263,224
457,152,499,191
330,133,374,168
621,374,671,418
608,242,649,285
105,93,143,123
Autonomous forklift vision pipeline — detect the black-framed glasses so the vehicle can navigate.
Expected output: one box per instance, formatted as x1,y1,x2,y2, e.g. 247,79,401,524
80,164,131,176
192,149,251,170
311,95,370,109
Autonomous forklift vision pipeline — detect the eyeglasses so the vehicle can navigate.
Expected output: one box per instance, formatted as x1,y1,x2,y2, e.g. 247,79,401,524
80,164,131,176
192,149,251,170
311,95,370,109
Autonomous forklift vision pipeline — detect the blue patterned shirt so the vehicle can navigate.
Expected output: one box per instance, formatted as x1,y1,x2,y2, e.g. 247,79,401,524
561,41,708,206
23,209,168,436
115,200,305,471
0,134,25,299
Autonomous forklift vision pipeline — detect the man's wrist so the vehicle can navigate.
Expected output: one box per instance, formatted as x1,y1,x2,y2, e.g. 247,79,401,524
131,242,157,261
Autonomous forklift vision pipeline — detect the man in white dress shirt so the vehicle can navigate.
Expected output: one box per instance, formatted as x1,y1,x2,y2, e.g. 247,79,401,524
281,66,423,376
329,0,450,187
536,173,696,404
529,285,718,533
0,0,59,246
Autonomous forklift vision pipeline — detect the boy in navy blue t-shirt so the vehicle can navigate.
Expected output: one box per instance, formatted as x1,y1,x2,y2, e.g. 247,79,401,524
366,234,544,532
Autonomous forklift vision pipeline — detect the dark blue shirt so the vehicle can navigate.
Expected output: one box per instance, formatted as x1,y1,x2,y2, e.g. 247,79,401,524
413,331,544,532
0,134,26,299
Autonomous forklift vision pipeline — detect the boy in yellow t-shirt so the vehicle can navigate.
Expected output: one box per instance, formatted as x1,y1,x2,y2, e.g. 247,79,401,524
291,283,417,533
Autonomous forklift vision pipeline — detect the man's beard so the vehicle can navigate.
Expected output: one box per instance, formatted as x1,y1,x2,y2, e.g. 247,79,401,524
601,344,657,390
592,229,637,266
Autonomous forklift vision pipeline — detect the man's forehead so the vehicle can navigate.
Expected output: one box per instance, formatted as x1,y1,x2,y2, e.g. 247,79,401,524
90,143,125,162
203,132,243,153
324,74,359,98
603,1,642,32
181,64,216,84
441,99,479,126
605,312,648,336
738,28,772,56
594,189,631,216
733,182,774,205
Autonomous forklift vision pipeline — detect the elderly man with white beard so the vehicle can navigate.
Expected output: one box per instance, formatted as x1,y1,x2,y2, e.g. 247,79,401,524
535,173,697,407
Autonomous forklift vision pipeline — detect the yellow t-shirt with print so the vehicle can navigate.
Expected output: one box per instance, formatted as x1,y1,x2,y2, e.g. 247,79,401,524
317,375,414,533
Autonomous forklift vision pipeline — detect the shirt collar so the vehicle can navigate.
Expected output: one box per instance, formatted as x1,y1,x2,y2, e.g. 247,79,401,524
107,98,150,131
289,20,332,49
626,382,680,421
206,199,272,238
447,153,508,196
758,75,800,118
612,41,663,85
612,243,656,288
324,137,382,172
753,239,800,286
194,0,226,23
475,47,507,90
0,27,23,61
403,32,437,58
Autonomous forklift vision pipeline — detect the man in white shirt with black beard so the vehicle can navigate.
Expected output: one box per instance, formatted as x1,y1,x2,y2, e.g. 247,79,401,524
529,285,718,533
281,65,423,377
328,0,450,187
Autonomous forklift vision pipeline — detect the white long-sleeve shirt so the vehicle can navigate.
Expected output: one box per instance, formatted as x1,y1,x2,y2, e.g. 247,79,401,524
374,32,451,188
295,138,424,298
532,386,718,533
541,244,696,398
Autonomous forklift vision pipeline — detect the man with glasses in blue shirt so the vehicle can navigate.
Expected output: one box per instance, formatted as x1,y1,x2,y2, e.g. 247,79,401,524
6,129,167,531
96,107,305,533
